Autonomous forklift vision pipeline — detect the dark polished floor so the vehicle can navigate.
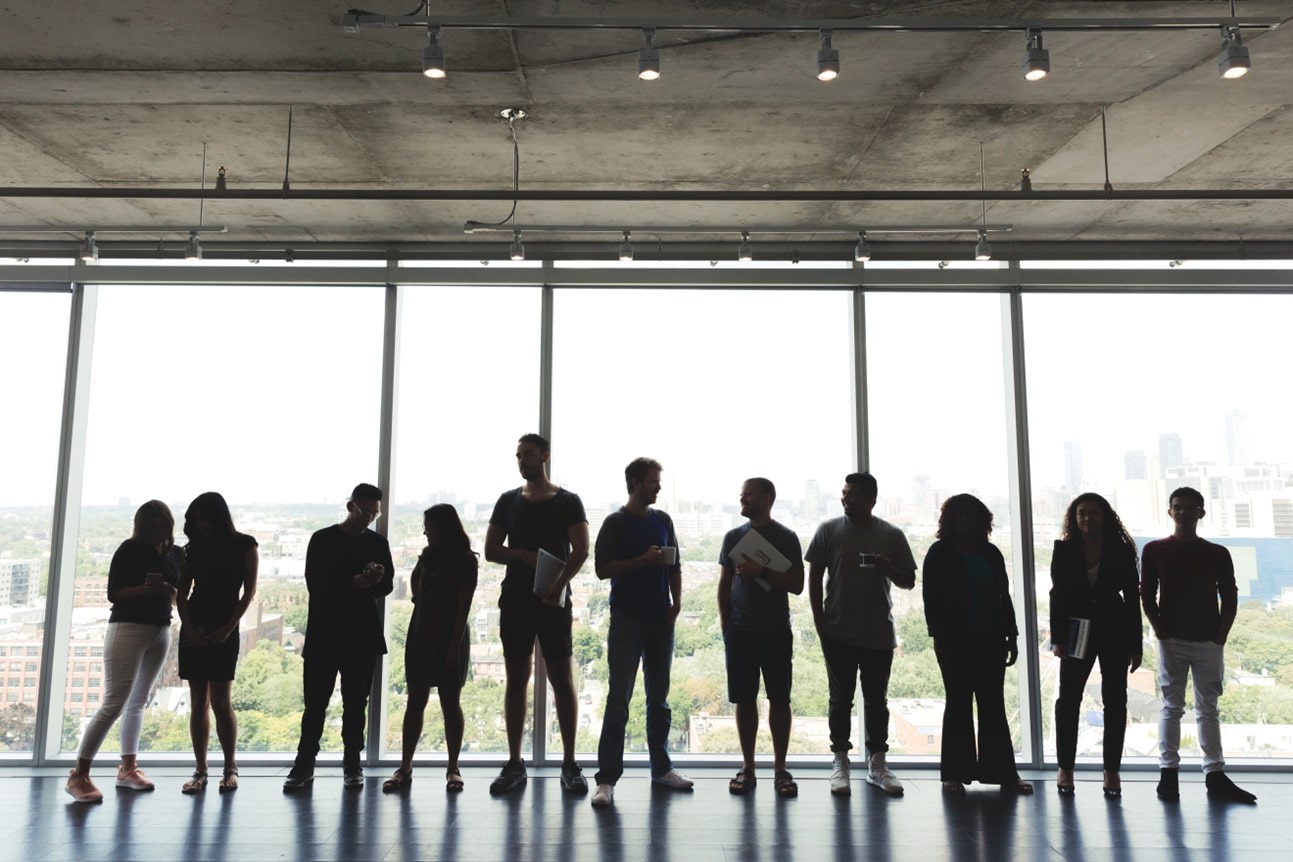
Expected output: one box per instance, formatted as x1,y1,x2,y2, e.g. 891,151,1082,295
3,767,1290,862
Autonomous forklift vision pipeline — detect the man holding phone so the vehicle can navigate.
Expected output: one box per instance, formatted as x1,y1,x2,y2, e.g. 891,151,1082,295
807,472,917,797
590,457,692,807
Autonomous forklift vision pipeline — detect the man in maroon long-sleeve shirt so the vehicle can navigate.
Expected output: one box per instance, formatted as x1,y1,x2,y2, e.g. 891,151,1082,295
1141,486,1255,804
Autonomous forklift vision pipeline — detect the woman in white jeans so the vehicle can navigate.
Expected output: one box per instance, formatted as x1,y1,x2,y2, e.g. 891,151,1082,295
65,500,181,803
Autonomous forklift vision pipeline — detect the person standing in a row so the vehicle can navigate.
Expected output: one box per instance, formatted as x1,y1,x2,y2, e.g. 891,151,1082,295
284,483,394,791
66,501,182,803
177,491,259,794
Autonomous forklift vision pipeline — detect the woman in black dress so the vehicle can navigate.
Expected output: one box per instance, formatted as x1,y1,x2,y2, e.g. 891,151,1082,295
1050,492,1142,797
176,491,259,793
923,494,1032,795
384,504,477,793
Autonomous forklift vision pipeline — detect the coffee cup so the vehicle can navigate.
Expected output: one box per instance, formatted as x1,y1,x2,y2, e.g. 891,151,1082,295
145,572,163,590
660,546,678,566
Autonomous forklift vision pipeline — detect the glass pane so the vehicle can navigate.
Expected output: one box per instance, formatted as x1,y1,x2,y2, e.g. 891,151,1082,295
61,284,384,757
865,292,1023,759
382,286,541,760
0,291,69,754
552,288,853,761
1026,293,1293,766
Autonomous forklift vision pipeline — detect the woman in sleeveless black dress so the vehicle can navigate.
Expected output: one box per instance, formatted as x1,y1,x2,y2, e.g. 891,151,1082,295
177,491,259,793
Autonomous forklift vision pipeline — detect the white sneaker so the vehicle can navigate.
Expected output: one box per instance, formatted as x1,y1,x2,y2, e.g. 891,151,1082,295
829,752,851,796
591,783,615,807
652,769,694,790
867,752,904,796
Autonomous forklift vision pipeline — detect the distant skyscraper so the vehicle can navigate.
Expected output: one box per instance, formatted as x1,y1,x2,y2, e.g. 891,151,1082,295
1158,432,1184,478
805,479,821,520
1124,450,1148,481
1064,441,1084,492
1226,409,1250,466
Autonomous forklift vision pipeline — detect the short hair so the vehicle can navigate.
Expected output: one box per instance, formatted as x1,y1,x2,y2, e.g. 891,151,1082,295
936,493,994,542
350,483,383,502
1169,486,1205,508
745,477,776,504
844,472,877,497
131,500,175,549
518,433,550,454
625,457,663,493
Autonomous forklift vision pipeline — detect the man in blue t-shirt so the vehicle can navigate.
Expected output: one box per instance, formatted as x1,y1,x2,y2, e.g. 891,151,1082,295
590,457,692,807
718,477,804,798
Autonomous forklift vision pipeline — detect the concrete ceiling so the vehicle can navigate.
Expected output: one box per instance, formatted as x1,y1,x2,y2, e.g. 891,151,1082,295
1,0,1292,252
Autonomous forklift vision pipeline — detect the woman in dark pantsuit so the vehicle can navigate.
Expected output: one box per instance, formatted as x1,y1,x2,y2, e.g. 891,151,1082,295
1050,492,1142,797
923,494,1032,795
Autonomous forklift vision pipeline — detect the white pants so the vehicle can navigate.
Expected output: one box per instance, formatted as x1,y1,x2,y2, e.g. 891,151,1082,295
78,622,171,760
1156,637,1225,773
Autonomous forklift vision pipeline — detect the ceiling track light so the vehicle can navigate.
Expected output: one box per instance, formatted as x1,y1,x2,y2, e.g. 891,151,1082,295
638,28,660,80
737,231,753,261
509,230,525,260
78,231,98,263
1218,24,1251,79
853,231,871,262
423,25,446,78
974,230,993,261
618,230,633,261
184,230,203,261
1021,28,1050,81
816,29,839,82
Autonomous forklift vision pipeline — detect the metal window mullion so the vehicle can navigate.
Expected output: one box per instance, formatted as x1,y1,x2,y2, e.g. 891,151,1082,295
1002,277,1044,767
850,284,869,752
35,282,97,764
532,272,556,765
367,279,401,765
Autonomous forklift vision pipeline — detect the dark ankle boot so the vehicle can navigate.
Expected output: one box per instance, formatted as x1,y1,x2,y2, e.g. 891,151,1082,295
1157,767,1179,802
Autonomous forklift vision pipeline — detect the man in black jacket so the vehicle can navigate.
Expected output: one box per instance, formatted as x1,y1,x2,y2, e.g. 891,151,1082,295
284,483,394,792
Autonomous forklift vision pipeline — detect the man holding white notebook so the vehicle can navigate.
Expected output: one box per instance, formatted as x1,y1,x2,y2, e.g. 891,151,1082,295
718,477,805,798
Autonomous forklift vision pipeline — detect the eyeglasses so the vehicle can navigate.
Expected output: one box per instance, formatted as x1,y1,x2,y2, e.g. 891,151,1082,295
353,504,380,520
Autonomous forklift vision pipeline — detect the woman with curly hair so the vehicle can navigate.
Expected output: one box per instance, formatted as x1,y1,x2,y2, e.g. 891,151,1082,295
922,493,1031,795
1050,492,1142,797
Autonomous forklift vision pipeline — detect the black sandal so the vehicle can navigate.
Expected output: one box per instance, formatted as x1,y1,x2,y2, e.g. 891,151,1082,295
446,769,464,793
774,770,798,798
382,767,413,793
182,771,208,795
728,768,756,795
218,768,239,793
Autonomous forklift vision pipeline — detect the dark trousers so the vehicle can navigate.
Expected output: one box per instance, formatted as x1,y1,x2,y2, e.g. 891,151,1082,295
296,650,378,769
934,634,1019,784
595,611,675,785
1055,624,1130,772
820,633,893,757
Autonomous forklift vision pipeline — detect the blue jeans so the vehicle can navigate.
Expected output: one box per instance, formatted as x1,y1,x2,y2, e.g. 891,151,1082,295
595,610,675,785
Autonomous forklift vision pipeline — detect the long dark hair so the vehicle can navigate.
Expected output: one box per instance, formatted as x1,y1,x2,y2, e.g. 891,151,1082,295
132,500,175,550
184,491,237,542
936,493,994,544
424,504,473,559
1060,492,1136,551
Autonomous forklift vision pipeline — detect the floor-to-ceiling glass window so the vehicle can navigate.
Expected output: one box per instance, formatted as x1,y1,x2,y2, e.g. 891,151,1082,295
865,290,1024,759
0,289,70,755
550,287,854,761
56,283,384,757
382,284,541,761
1025,291,1293,765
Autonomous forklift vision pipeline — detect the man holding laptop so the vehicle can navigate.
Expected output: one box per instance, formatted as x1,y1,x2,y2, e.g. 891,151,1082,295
718,477,805,798
590,457,693,807
485,433,590,796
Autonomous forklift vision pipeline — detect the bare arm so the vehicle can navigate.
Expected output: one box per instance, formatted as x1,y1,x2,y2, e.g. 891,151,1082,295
446,566,476,666
543,521,589,605
213,546,260,643
808,560,826,629
668,564,682,624
717,564,733,630
596,547,660,581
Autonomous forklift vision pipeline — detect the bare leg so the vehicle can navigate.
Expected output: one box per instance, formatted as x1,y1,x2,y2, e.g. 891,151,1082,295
735,701,759,772
400,685,432,771
439,686,465,773
187,680,212,774
769,701,792,773
545,655,579,765
209,680,237,776
503,653,534,763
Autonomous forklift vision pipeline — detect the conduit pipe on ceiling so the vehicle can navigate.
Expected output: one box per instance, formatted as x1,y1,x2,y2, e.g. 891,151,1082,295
3,187,1293,202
